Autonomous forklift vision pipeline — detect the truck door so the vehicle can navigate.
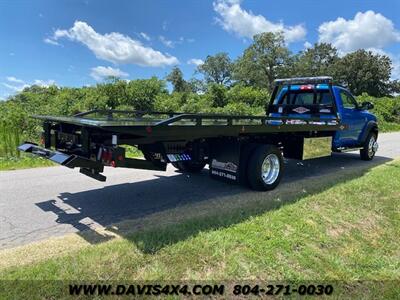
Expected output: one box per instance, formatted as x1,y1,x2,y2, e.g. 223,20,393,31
335,88,365,147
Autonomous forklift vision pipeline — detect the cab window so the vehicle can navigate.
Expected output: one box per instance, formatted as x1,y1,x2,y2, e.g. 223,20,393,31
340,90,358,109
277,90,333,106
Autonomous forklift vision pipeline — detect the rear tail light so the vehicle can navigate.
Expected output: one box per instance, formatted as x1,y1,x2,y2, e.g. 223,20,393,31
99,146,124,167
101,148,113,163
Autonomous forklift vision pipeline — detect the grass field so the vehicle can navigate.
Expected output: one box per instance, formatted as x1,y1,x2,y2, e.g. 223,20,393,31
0,156,55,170
378,121,400,133
0,159,398,298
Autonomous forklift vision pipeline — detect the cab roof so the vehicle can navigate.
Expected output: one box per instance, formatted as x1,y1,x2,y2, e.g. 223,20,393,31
274,76,332,86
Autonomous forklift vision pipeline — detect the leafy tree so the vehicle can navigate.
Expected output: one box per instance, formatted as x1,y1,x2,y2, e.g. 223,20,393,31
154,92,184,112
187,78,206,93
226,84,270,108
166,67,190,92
334,50,392,96
293,43,339,77
388,80,400,95
233,32,291,90
181,94,213,113
96,78,128,109
205,83,228,107
125,77,167,111
197,52,233,85
358,93,400,124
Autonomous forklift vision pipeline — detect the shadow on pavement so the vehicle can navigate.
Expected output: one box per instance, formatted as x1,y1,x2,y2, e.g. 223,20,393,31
35,153,392,252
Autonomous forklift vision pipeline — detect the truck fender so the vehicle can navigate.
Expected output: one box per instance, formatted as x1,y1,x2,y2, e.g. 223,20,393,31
359,121,378,144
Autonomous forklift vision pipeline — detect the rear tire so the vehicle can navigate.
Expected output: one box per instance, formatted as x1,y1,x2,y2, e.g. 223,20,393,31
172,161,206,173
360,132,378,161
247,145,283,191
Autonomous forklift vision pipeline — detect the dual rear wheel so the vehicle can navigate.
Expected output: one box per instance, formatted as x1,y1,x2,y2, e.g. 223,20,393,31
171,144,284,191
171,132,378,191
246,145,284,191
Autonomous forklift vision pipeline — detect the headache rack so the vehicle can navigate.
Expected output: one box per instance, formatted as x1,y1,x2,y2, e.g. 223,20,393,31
267,76,339,119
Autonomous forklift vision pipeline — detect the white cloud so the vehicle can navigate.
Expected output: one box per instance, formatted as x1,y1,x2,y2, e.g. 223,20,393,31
303,41,312,49
44,37,61,46
33,79,56,87
2,82,27,92
2,77,55,92
213,0,306,43
158,36,194,48
140,32,151,41
159,35,175,48
187,58,204,66
162,21,168,31
6,76,24,84
2,77,29,92
318,11,400,54
49,21,178,67
90,66,129,81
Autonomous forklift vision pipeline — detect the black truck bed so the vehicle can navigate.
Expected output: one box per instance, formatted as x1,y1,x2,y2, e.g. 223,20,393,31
33,110,343,142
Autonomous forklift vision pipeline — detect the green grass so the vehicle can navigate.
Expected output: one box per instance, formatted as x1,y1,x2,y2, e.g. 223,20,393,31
0,159,399,298
0,123,22,158
0,155,55,171
378,121,400,132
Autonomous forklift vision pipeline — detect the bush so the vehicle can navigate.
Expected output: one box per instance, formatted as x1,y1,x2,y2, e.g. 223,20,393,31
357,93,400,123
125,77,167,111
226,85,270,107
211,102,264,115
205,83,228,107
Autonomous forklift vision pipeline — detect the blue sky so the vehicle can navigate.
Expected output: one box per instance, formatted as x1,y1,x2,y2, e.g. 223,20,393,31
1,0,399,99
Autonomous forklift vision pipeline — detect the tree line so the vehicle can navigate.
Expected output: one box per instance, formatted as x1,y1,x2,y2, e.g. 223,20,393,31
169,32,398,97
1,31,399,151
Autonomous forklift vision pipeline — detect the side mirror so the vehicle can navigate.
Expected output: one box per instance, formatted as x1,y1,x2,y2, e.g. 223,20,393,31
360,101,374,110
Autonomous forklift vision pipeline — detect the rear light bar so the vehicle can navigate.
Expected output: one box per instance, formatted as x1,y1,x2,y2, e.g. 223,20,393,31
300,85,314,90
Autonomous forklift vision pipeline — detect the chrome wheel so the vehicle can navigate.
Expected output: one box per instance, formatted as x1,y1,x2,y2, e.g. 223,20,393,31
368,136,378,157
261,154,280,184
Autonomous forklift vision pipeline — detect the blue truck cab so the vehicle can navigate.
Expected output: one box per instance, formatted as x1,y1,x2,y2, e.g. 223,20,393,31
269,77,379,160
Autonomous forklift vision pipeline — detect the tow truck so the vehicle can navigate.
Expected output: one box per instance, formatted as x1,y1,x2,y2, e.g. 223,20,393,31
18,77,378,191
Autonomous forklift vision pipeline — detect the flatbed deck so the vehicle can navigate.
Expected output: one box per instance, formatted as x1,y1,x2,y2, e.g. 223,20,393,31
33,110,343,142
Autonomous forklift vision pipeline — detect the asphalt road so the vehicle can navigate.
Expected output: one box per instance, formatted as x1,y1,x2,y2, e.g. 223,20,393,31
1,132,399,250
